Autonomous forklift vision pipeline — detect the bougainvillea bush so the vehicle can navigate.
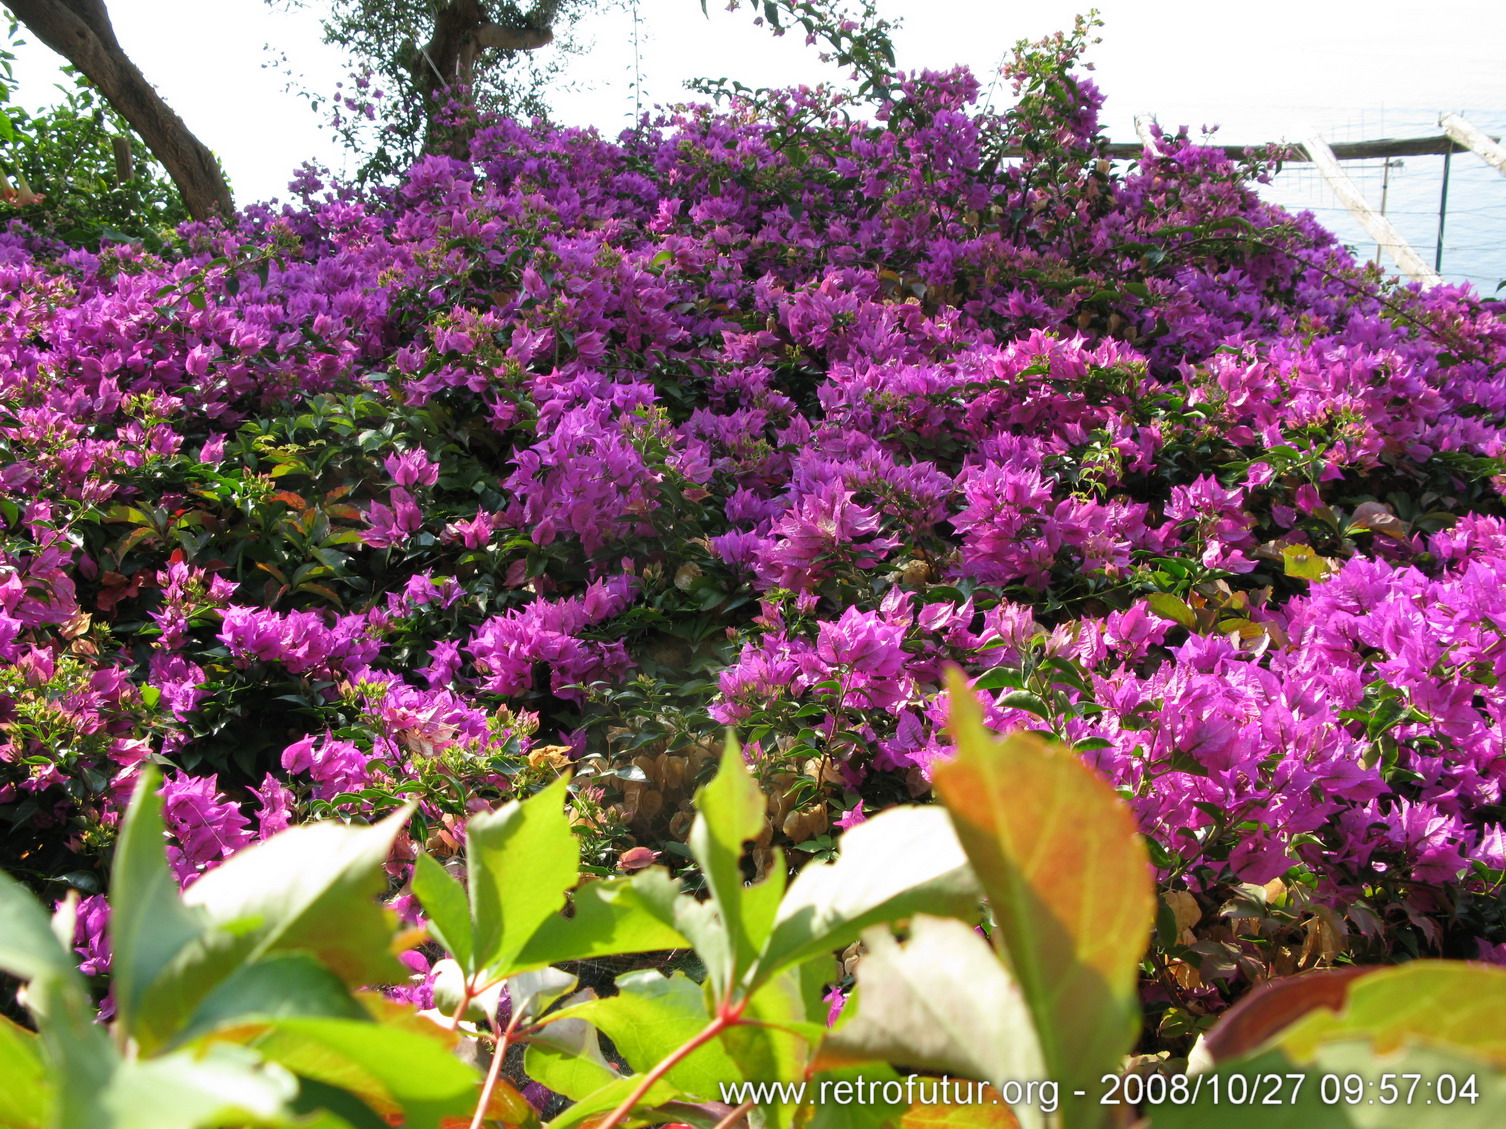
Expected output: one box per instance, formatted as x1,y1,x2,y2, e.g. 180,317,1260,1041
3,18,1506,1062
8,682,1504,1128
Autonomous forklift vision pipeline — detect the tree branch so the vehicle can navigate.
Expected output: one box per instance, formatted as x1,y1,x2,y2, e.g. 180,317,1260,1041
5,0,233,219
410,0,556,154
471,23,553,51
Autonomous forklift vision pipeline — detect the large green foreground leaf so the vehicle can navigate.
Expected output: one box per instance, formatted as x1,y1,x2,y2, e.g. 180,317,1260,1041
825,916,1046,1129
1150,1042,1506,1129
0,1013,51,1128
466,774,580,980
134,802,413,1050
933,667,1155,1129
757,805,981,978
180,804,414,987
687,735,785,997
98,768,207,1052
0,871,115,1122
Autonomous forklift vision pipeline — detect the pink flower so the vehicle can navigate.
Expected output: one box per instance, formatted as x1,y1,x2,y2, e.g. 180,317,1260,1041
756,479,899,589
835,801,867,830
362,487,424,548
383,449,439,488
160,774,253,885
281,733,370,799
254,774,296,838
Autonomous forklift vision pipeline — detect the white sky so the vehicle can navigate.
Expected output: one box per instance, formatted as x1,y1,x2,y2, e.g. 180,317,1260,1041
7,0,1506,272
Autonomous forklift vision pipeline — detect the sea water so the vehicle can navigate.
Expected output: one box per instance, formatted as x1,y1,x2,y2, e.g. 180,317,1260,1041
1258,108,1506,294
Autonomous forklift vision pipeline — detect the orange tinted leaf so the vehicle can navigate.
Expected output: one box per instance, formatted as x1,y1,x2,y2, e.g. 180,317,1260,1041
899,1085,1021,1129
297,582,345,607
1348,500,1408,542
439,1078,538,1129
933,667,1154,1129
1269,962,1506,1068
1199,966,1369,1064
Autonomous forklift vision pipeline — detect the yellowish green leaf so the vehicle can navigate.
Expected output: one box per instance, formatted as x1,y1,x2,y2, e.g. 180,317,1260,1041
1281,543,1332,581
1146,592,1196,629
1269,962,1506,1068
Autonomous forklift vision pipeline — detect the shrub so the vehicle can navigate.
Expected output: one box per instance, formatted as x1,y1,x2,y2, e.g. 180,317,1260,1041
4,674,1502,1127
0,17,1504,1093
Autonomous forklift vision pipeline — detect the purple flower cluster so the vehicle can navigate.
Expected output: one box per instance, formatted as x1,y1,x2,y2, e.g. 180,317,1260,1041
3,34,1506,988
468,575,635,701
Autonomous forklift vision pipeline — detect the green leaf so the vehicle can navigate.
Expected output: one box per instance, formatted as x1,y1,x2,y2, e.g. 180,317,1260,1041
720,970,814,1129
143,806,415,1043
0,872,87,993
998,691,1050,720
1146,592,1196,629
508,966,579,1025
411,853,473,972
1280,543,1333,581
808,1064,908,1129
757,805,980,980
971,667,1022,691
824,916,1046,1129
671,898,733,1000
289,1079,387,1129
0,1012,51,1128
526,1002,625,1101
1207,214,1256,233
90,1045,299,1129
512,868,689,971
687,734,783,996
109,768,211,1053
182,804,412,985
0,872,116,1116
251,1017,477,1129
173,953,369,1048
104,505,152,526
555,970,739,1100
467,774,579,979
542,1071,681,1129
933,668,1155,1129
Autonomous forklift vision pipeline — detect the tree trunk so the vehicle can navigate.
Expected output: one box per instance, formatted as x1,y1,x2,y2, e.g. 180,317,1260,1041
412,0,553,154
5,0,234,220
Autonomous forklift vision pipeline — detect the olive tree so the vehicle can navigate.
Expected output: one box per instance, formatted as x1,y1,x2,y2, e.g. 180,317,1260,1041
3,0,232,219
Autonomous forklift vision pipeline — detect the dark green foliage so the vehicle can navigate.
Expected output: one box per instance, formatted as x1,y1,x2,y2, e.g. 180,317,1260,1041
0,22,188,250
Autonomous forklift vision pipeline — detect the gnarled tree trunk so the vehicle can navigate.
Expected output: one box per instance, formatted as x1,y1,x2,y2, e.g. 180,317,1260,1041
411,0,553,153
5,0,234,220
